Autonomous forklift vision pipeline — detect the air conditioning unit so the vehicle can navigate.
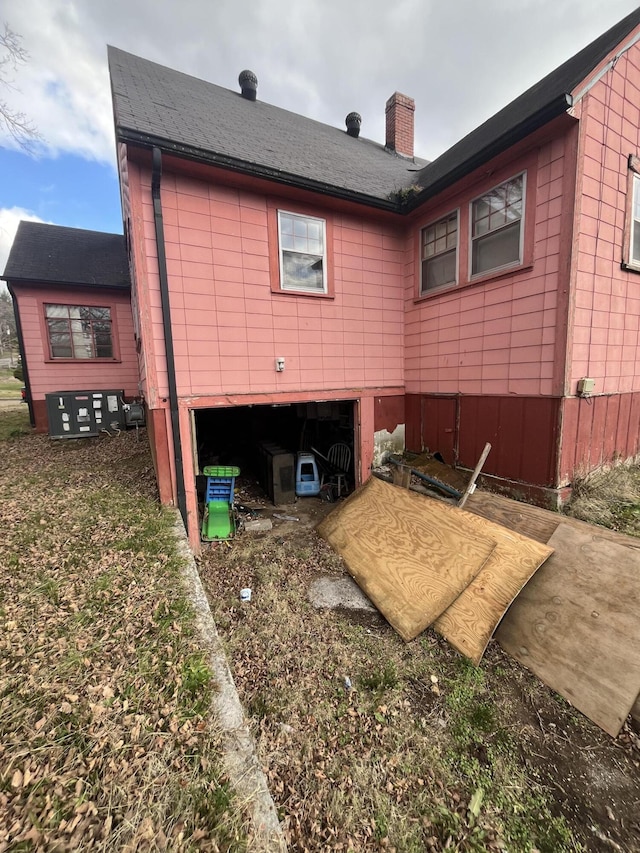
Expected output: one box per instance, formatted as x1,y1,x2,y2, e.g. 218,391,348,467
45,390,125,438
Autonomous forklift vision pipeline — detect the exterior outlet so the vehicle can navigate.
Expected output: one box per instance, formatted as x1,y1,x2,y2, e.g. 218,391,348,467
577,377,595,396
275,357,285,372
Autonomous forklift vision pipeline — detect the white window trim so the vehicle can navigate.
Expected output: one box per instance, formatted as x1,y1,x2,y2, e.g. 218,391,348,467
469,171,527,280
419,209,459,295
629,172,640,269
277,209,328,293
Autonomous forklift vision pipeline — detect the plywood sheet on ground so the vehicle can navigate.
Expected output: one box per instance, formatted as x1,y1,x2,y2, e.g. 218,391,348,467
433,521,553,665
316,477,496,641
496,523,640,737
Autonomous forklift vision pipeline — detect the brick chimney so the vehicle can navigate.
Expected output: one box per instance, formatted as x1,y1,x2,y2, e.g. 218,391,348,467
385,92,415,158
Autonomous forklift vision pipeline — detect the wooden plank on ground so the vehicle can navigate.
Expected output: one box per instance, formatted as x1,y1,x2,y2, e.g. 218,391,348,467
465,490,640,551
316,477,496,642
434,520,553,665
496,523,640,737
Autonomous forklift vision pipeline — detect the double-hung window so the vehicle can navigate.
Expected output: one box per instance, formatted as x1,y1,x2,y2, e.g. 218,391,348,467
420,212,458,293
277,211,327,293
45,304,113,359
471,174,524,276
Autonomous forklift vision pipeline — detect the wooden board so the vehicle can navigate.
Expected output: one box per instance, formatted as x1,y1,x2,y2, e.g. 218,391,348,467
434,520,553,665
496,523,640,737
465,490,640,551
316,477,497,642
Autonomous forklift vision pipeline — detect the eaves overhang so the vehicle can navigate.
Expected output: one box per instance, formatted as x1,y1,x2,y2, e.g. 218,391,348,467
403,93,575,213
116,127,405,215
2,276,131,290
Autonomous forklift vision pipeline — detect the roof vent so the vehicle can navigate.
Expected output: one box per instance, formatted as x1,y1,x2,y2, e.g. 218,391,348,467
345,112,362,138
239,70,257,101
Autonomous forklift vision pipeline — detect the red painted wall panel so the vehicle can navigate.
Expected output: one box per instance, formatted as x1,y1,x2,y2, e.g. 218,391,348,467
413,395,560,486
559,392,640,483
421,396,457,464
374,395,404,433
405,394,422,452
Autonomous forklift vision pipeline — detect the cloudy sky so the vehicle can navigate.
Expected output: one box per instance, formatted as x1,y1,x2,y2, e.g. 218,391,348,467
1,0,639,277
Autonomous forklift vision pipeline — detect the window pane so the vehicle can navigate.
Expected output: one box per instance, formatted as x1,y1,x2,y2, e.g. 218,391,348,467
282,251,324,290
307,221,321,241
473,175,523,238
633,219,640,264
422,249,456,292
281,232,295,250
45,304,68,319
95,334,113,358
280,215,294,235
421,214,457,261
472,221,521,275
293,218,307,238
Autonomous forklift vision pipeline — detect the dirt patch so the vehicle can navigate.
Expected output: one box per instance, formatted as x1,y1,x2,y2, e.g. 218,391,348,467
199,496,640,852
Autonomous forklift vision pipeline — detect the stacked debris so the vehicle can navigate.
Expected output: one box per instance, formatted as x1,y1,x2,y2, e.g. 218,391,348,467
317,476,640,738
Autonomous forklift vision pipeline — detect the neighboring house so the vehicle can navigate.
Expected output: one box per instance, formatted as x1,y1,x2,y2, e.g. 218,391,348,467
105,7,640,551
2,222,139,431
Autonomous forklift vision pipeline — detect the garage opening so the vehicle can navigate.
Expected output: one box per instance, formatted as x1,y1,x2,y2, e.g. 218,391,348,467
193,400,356,508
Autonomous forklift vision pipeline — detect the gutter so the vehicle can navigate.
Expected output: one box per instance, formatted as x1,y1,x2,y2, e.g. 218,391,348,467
404,93,574,212
151,146,188,526
118,129,402,214
7,282,34,427
3,278,130,290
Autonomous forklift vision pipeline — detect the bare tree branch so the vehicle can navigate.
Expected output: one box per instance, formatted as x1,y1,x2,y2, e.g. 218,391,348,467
0,23,42,151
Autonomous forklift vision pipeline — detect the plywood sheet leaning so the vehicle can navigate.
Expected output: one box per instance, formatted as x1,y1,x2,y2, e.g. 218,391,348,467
496,523,640,737
316,476,497,642
433,521,554,665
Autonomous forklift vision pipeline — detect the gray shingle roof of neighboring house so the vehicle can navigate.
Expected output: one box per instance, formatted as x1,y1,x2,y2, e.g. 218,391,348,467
109,7,640,211
108,46,427,207
2,222,130,288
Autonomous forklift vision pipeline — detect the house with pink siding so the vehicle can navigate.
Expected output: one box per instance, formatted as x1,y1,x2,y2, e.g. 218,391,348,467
104,8,640,550
2,223,139,432
5,11,640,551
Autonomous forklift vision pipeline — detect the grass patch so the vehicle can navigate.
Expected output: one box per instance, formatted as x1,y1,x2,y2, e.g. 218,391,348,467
0,412,246,850
0,407,30,440
565,461,640,536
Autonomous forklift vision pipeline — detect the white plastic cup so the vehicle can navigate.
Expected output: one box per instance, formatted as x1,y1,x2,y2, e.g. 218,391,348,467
240,588,252,602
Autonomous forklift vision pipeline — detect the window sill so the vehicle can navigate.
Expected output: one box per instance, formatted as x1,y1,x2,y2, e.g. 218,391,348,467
621,261,640,274
44,358,122,364
414,261,534,303
271,287,335,299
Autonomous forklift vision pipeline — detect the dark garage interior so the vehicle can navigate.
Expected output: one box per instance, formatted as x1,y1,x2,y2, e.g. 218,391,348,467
193,400,355,506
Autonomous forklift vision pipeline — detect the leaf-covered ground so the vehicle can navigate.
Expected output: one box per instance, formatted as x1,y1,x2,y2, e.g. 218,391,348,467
0,413,245,852
199,502,640,853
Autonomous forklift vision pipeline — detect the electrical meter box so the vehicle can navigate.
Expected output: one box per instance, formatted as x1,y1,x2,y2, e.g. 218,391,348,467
45,390,125,438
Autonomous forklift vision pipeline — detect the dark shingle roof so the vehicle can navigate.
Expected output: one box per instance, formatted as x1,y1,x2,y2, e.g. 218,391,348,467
108,8,640,211
2,222,130,288
108,46,425,206
413,6,640,202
